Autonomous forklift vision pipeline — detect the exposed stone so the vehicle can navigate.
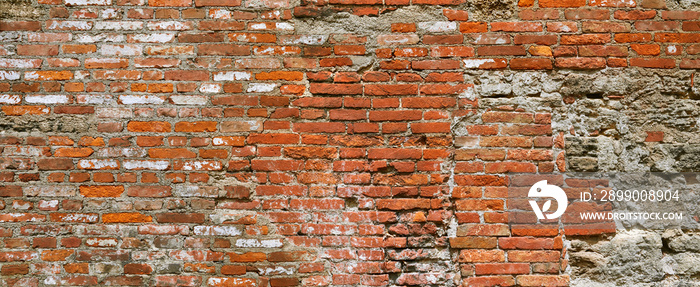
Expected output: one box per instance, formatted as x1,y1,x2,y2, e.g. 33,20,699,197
0,115,92,133
0,0,42,19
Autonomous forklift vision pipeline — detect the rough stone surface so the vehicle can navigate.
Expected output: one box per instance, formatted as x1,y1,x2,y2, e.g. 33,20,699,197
0,0,42,20
570,230,700,286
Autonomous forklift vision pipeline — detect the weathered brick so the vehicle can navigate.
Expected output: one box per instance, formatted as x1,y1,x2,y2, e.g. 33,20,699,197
0,2,691,285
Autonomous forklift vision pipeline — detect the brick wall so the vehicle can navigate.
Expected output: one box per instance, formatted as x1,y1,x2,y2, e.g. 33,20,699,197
0,0,698,286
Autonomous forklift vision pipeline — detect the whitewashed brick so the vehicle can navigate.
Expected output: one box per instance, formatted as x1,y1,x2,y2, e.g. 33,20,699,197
25,95,71,104
0,71,20,80
247,83,276,93
76,33,125,43
96,148,147,158
118,95,166,105
276,23,294,31
129,33,176,43
3,146,50,157
199,83,222,93
25,186,77,197
77,159,120,170
169,95,208,105
172,185,218,197
280,35,327,45
101,8,120,19
38,200,59,210
123,160,170,170
0,95,21,104
46,21,93,30
234,239,283,248
418,21,457,33
95,21,143,30
193,226,242,236
137,225,190,235
100,45,143,56
0,32,21,42
147,21,193,31
213,71,251,81
76,94,114,104
463,59,498,69
209,9,231,19
177,161,222,171
0,59,42,69
75,70,90,80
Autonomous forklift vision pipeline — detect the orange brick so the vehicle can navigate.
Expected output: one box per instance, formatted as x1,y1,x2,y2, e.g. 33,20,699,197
79,186,125,197
102,213,153,223
127,121,172,132
54,148,94,157
42,250,74,261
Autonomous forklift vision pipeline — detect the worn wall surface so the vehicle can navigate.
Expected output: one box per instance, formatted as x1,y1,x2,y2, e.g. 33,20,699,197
0,0,699,286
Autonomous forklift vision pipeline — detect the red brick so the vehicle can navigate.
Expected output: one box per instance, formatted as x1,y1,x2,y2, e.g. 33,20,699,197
478,46,527,56
520,9,559,20
631,44,661,55
499,237,560,249
680,59,700,69
583,22,631,32
127,121,171,132
42,250,74,261
0,21,41,31
391,23,415,33
195,0,242,6
636,21,679,31
198,44,249,56
459,22,488,33
309,83,362,95
641,0,666,8
540,0,585,6
150,0,191,6
411,60,461,70
661,11,700,20
430,46,474,57
103,213,153,223
18,45,59,56
629,58,676,68
561,34,611,45
164,70,209,81
1,264,29,275
458,249,505,262
579,45,628,57
411,122,451,133
514,35,558,45
547,22,578,33
510,58,553,70
655,33,700,43
80,186,124,197
475,263,530,275
508,250,560,262
491,22,543,32
443,9,469,21
365,84,418,95
565,9,610,20
555,57,607,69
614,10,656,20
463,276,515,287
